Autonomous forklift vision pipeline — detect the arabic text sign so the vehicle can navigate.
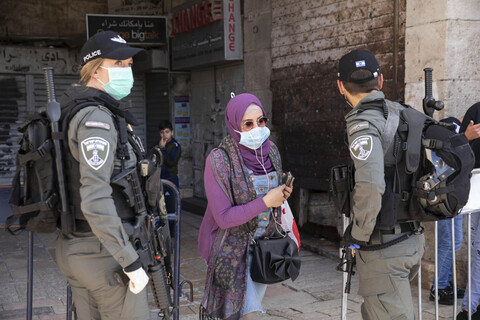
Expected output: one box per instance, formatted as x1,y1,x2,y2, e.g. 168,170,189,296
86,14,167,45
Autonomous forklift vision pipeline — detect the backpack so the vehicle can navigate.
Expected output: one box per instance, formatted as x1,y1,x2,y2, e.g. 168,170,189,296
331,100,475,227
6,112,60,233
6,88,142,234
379,100,475,224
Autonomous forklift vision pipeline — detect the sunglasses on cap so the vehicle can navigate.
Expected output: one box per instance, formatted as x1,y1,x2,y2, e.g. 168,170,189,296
241,116,269,131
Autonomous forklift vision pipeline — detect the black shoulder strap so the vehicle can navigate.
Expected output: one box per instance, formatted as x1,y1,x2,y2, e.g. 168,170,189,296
401,107,430,173
382,100,400,156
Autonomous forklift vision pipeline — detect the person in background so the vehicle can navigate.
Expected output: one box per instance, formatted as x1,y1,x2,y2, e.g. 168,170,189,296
456,103,480,320
158,120,181,213
429,116,466,305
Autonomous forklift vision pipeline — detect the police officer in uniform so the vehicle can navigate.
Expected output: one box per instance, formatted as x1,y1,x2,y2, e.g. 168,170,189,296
55,31,150,319
336,49,425,320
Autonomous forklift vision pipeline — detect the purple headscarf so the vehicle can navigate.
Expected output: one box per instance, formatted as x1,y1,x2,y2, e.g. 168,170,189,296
225,93,274,175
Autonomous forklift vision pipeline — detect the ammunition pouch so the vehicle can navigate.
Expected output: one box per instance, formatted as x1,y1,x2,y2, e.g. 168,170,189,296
330,164,354,217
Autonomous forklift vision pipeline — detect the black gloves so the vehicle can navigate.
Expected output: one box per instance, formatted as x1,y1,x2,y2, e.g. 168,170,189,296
342,223,369,248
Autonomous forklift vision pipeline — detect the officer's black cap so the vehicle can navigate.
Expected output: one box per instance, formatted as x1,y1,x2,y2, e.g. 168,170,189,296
80,31,143,65
338,49,381,83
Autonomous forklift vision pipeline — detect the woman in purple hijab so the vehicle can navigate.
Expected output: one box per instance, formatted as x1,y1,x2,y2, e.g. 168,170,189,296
198,93,294,320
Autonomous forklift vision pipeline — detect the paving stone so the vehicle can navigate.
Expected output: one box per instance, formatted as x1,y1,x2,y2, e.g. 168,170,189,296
0,210,463,319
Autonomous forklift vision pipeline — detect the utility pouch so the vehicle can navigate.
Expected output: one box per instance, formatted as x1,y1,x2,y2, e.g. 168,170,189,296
375,166,400,230
330,164,354,217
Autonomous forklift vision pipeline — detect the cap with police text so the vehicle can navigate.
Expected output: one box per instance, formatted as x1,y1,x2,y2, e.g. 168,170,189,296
80,31,143,65
337,49,381,83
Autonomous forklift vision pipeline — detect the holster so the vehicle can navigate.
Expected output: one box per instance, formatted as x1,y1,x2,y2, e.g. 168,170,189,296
330,164,354,217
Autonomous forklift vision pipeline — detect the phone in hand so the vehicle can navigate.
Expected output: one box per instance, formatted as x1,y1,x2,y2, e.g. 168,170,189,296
282,171,294,187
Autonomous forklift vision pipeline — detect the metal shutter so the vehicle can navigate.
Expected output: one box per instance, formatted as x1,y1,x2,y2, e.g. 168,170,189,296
127,74,147,146
0,74,28,186
145,72,169,150
0,73,146,186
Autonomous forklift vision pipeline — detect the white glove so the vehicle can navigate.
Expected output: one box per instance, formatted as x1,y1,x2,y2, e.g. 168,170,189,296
123,267,149,294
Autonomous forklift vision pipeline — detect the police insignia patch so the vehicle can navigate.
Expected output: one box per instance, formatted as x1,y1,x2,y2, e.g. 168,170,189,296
350,135,373,161
81,137,110,170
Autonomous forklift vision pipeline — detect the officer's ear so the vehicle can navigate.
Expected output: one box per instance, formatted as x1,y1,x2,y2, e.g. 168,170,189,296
378,74,384,90
337,79,346,95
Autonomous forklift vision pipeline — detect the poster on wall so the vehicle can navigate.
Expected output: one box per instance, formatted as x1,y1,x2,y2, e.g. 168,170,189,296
86,14,167,45
175,123,190,140
174,96,190,140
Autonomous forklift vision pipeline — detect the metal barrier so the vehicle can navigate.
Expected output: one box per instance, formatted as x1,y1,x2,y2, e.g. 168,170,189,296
162,179,193,320
425,168,480,320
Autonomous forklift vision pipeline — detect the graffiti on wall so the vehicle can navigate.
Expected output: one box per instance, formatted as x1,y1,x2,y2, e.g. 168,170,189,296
109,0,166,15
0,77,20,184
1,46,78,74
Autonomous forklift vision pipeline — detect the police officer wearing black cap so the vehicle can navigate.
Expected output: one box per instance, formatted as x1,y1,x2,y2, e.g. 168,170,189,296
336,49,425,320
55,31,150,319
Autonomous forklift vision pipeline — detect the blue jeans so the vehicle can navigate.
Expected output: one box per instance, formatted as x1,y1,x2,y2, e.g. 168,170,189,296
462,212,480,313
432,216,464,289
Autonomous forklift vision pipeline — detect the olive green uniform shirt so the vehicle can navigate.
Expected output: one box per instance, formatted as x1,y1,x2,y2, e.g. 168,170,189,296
345,91,399,242
68,105,139,268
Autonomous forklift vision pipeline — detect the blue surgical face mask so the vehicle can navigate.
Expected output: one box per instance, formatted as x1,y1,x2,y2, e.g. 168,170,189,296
97,67,134,100
235,126,270,150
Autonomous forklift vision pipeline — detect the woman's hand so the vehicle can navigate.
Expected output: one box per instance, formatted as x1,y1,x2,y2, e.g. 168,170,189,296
283,178,294,200
263,185,286,208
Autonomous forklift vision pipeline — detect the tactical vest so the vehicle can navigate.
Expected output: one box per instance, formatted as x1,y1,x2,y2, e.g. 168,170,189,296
58,86,145,232
333,99,474,231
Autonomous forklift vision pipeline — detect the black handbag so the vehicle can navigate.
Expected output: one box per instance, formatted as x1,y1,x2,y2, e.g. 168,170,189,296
250,234,301,284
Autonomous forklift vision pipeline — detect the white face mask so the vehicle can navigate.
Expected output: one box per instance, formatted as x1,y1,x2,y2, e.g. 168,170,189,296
235,126,271,150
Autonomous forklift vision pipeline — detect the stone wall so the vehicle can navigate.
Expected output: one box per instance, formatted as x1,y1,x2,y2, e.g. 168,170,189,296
271,0,406,192
405,0,480,288
1,0,107,40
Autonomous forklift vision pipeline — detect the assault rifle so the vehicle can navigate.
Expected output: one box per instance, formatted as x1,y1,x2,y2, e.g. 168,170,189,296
112,145,173,319
337,244,358,294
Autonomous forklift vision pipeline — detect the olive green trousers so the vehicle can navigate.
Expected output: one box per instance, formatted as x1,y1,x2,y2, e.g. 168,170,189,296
56,233,150,320
356,233,425,320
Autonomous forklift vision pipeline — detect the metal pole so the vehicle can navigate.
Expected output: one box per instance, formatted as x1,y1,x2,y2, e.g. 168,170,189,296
27,231,34,320
452,218,457,318
162,180,181,320
468,213,472,320
434,221,439,319
66,285,73,320
418,259,422,320
341,215,350,320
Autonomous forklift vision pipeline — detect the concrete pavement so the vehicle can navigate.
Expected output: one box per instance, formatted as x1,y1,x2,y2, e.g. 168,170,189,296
0,211,463,319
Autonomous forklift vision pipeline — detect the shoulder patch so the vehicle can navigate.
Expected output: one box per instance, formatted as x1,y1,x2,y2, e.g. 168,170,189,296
85,121,111,131
350,135,373,161
348,121,369,136
81,137,110,170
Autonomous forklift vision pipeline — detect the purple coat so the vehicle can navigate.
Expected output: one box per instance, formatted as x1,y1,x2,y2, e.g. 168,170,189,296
197,154,267,261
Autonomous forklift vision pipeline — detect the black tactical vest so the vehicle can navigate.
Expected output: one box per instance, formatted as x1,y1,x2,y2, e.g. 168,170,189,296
58,86,144,232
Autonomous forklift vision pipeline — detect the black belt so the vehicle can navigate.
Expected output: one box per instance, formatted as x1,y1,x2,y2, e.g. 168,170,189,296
379,222,416,235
